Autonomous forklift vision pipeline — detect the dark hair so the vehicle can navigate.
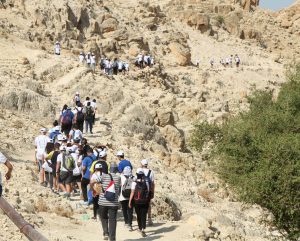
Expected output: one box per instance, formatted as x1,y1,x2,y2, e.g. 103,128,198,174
82,138,87,145
62,104,68,112
54,142,60,150
53,120,59,127
137,173,145,180
87,148,93,153
86,97,90,101
73,124,78,129
93,99,96,102
87,102,91,106
46,142,54,154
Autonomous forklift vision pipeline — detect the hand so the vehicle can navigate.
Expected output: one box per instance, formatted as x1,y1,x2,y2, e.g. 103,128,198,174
5,171,11,180
128,203,132,209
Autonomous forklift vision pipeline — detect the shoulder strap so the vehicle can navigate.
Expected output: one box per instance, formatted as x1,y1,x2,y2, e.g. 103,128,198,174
147,170,151,178
108,173,113,182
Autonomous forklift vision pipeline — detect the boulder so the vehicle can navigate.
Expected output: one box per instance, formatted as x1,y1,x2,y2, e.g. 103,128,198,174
168,42,191,66
214,4,234,15
101,18,118,33
156,109,174,127
161,125,185,149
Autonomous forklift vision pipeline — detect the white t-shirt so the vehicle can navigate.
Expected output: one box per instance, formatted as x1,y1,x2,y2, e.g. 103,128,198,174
0,152,7,185
91,102,97,110
55,44,60,54
119,174,134,201
91,171,102,183
35,135,50,160
142,168,154,182
69,129,83,141
91,56,96,64
83,101,90,107
118,61,123,70
57,153,77,172
79,55,84,63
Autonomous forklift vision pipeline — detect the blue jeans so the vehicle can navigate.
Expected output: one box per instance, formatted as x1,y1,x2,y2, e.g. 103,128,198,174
85,119,93,133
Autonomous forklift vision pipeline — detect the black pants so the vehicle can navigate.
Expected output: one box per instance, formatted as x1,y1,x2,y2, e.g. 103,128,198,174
81,177,90,202
135,204,149,230
93,195,99,218
99,205,118,241
77,121,84,132
120,200,133,226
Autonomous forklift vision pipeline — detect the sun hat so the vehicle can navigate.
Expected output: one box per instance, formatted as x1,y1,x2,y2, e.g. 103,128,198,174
95,163,103,169
141,159,148,166
40,128,47,133
99,151,107,158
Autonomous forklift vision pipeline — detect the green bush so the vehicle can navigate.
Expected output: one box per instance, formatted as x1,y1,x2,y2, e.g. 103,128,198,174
190,64,300,240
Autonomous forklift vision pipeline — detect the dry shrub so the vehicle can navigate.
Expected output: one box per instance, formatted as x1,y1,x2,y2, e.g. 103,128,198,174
35,198,49,212
197,188,214,203
53,204,74,218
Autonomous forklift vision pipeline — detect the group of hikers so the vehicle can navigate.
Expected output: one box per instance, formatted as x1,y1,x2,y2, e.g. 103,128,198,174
134,53,155,69
195,54,241,68
34,92,155,240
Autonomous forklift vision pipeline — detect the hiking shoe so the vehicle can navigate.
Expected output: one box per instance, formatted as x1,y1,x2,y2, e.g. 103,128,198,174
128,225,133,231
103,235,109,240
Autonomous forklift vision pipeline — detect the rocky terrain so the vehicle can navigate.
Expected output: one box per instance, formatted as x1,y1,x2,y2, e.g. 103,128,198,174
0,0,298,240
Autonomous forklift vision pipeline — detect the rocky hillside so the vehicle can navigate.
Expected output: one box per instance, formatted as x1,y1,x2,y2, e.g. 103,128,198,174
0,0,297,240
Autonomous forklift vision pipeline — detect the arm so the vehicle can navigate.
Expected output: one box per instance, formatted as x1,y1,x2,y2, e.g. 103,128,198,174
129,189,134,208
4,160,13,180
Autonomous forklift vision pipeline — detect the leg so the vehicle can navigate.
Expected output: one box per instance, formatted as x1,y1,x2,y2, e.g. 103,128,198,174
128,200,134,227
44,171,50,186
93,195,99,218
120,200,129,224
89,119,93,134
99,205,109,236
135,205,143,230
141,205,149,230
81,178,89,202
49,172,53,189
108,206,118,241
85,120,88,134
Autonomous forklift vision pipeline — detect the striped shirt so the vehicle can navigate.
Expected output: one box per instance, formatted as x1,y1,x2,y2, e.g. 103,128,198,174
98,173,121,207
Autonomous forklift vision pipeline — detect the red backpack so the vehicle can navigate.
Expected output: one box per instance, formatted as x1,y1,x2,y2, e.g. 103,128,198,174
134,179,150,205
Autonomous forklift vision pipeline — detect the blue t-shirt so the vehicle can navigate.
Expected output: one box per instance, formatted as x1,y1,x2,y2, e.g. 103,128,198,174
82,155,96,179
118,159,132,173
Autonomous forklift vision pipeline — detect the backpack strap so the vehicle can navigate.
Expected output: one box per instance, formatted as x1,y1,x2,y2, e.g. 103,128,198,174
147,170,151,178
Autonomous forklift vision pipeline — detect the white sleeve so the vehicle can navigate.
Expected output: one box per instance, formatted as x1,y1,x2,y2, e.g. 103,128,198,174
0,152,7,164
150,171,155,182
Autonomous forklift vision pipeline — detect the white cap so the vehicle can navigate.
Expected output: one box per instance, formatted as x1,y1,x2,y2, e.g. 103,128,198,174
76,91,79,95
141,159,148,166
123,166,132,176
40,128,47,133
99,151,107,158
116,150,124,157
136,168,144,175
95,163,103,169
60,146,66,151
66,147,73,154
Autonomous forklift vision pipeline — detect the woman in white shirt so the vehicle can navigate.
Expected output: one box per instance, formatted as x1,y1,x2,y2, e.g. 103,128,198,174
90,163,103,220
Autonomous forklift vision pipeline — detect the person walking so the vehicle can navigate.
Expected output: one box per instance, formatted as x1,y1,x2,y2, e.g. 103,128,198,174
119,166,134,231
35,128,50,186
98,163,121,241
84,102,94,134
61,106,74,137
0,151,13,197
54,41,61,55
81,148,95,205
129,168,151,237
90,163,103,220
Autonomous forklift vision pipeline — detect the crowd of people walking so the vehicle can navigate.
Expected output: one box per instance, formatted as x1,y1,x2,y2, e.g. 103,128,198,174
34,91,155,240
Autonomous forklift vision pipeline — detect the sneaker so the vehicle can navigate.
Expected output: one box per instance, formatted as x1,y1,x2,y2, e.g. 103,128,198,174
103,235,109,240
80,201,89,206
141,230,147,237
128,225,133,231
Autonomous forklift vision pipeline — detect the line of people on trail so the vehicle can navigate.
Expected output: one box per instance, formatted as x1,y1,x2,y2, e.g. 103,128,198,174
34,93,155,240
79,52,130,75
196,54,241,68
135,53,155,69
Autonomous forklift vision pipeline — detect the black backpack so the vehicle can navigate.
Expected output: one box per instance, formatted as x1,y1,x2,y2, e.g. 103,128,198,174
134,179,150,205
76,110,84,123
85,106,94,118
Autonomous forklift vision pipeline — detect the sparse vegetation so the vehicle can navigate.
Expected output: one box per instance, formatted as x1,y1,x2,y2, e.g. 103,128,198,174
191,64,300,240
216,15,225,26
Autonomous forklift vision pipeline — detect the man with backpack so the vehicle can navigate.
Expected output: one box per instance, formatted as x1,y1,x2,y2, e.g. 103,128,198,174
56,146,76,199
84,102,94,134
140,159,155,226
69,125,83,142
129,168,151,237
81,148,96,205
73,107,84,132
119,166,134,231
98,162,121,241
49,126,61,143
61,107,74,137
0,151,13,197
116,151,132,173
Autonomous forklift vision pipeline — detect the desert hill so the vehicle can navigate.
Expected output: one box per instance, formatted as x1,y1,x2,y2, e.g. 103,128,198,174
0,0,298,240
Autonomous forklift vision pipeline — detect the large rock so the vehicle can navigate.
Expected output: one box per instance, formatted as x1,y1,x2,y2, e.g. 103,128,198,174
168,42,191,66
101,18,118,33
235,0,259,12
161,125,185,149
156,109,175,127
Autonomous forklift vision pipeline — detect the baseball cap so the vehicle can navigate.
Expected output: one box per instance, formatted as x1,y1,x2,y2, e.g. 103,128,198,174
141,159,148,166
123,166,132,176
95,163,103,169
40,128,47,133
116,150,124,157
99,151,107,158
